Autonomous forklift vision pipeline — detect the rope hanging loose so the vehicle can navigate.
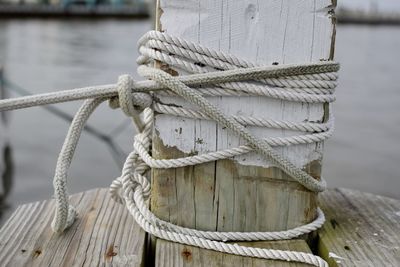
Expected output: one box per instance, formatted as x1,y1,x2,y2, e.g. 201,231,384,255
0,31,340,267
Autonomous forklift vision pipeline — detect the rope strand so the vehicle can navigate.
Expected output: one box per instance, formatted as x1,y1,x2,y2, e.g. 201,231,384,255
0,31,340,267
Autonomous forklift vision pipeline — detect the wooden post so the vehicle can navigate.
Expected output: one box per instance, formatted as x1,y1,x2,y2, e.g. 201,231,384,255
150,0,336,263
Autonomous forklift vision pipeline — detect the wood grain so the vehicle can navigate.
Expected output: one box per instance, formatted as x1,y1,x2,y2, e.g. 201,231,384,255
0,188,146,267
1,187,399,266
151,0,337,235
318,188,400,266
155,239,312,267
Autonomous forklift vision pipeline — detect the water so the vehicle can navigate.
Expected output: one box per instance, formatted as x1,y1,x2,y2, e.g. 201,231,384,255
324,25,400,199
0,19,152,223
0,20,399,224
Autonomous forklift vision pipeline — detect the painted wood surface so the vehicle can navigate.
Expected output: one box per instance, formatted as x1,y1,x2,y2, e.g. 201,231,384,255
0,188,146,267
154,0,335,168
318,188,400,266
151,0,336,238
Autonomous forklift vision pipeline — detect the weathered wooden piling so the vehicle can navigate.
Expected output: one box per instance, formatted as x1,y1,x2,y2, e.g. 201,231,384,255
150,0,336,262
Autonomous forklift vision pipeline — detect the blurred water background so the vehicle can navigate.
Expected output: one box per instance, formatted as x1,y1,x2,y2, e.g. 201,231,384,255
0,19,399,224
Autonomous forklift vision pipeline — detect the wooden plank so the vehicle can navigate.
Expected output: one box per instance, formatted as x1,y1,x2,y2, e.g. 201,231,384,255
2,187,399,266
318,188,400,266
0,188,147,267
151,0,336,233
156,239,312,267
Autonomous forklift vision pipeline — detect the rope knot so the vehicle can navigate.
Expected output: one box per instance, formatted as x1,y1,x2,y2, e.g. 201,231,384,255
43,30,339,267
109,74,152,117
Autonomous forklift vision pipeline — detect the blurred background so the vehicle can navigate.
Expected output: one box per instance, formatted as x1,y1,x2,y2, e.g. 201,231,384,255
0,0,399,225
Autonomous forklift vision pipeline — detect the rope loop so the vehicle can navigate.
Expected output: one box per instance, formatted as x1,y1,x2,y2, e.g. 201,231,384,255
0,31,340,267
109,74,153,117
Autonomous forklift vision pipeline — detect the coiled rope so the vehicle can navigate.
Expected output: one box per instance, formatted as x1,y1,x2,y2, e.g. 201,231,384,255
0,31,339,267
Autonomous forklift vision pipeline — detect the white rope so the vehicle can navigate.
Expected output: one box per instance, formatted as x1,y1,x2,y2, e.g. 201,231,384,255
0,61,338,112
0,31,340,266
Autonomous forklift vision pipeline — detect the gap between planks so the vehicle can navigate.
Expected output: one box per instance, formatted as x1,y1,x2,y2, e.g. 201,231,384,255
0,188,399,266
0,188,146,267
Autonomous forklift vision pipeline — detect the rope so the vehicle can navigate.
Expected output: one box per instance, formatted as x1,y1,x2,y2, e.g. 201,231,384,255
0,62,338,112
0,31,340,266
0,77,127,168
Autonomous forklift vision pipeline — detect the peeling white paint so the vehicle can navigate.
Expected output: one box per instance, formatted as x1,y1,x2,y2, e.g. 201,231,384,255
156,0,333,168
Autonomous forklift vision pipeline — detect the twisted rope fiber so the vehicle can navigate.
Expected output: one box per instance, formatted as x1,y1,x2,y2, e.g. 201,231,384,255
0,31,339,266
0,59,339,112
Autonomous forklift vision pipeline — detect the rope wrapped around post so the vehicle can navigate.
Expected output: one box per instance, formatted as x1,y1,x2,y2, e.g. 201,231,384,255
0,31,339,267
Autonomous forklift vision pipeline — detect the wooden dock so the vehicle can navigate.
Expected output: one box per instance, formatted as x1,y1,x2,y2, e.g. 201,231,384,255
0,4,149,19
337,8,400,25
0,187,398,266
